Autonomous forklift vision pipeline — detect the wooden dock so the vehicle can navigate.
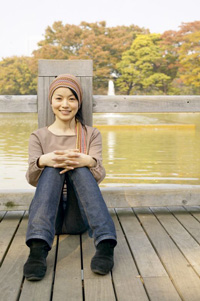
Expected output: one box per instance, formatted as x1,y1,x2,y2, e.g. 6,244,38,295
1,206,200,300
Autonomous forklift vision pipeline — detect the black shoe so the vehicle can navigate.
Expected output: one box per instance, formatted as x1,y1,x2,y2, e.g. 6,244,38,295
91,240,116,275
23,239,50,281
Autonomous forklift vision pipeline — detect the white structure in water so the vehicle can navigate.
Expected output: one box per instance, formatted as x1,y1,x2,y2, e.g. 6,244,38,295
108,80,115,95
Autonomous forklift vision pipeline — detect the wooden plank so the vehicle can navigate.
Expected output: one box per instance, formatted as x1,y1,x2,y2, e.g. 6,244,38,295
0,213,29,301
111,210,149,301
38,60,93,77
135,207,200,301
0,211,24,265
93,95,200,113
152,207,200,276
124,184,200,207
37,76,44,128
116,208,181,300
168,206,200,245
81,232,116,301
80,76,93,126
116,208,166,277
53,235,82,301
185,206,200,222
144,277,181,301
0,95,37,113
0,189,35,211
20,238,57,301
101,187,130,208
38,76,55,128
0,94,200,113
1,185,200,210
0,211,6,221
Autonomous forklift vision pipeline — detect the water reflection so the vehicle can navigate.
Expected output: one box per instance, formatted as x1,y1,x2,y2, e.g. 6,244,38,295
0,113,200,189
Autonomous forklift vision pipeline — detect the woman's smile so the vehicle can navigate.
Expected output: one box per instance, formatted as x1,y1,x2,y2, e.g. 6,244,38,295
51,87,79,122
59,109,71,115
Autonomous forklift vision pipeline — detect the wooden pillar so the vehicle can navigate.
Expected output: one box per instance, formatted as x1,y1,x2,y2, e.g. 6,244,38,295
38,60,93,128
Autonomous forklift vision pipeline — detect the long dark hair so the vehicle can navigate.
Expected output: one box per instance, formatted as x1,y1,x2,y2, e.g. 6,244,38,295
69,88,85,126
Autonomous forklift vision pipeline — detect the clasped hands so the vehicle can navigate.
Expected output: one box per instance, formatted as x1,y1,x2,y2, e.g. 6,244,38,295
39,149,96,174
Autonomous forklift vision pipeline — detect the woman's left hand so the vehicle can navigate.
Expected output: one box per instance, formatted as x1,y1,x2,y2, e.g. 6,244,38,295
53,150,96,174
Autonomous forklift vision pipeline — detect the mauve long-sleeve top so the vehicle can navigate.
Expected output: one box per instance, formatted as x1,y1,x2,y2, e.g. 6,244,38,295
26,125,106,187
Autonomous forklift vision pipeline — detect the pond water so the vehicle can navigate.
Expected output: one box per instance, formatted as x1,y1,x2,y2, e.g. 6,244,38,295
0,113,200,189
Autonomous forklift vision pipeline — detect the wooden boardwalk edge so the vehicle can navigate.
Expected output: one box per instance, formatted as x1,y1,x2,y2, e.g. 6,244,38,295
0,185,200,210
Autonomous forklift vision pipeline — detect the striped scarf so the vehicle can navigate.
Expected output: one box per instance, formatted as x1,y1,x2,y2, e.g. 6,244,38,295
76,120,87,154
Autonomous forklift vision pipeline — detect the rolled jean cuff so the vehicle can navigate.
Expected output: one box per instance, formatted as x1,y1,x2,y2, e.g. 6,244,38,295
95,235,117,247
26,234,53,250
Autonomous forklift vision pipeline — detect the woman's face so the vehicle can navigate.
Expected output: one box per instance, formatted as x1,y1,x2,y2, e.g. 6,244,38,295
51,87,79,122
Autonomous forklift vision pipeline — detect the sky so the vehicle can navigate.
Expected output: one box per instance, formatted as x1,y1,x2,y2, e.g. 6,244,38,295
0,0,199,60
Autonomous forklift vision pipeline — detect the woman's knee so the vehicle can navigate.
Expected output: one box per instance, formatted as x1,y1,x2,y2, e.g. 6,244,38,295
69,167,90,177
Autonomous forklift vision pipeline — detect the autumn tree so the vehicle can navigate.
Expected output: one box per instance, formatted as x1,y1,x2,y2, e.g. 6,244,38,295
161,21,200,94
0,56,37,94
116,34,171,94
178,22,200,93
34,21,148,93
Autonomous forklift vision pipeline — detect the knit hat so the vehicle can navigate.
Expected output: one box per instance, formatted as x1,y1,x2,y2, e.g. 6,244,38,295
48,74,83,108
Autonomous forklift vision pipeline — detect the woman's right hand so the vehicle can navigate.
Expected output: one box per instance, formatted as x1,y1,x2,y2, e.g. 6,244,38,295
38,152,56,168
38,149,80,169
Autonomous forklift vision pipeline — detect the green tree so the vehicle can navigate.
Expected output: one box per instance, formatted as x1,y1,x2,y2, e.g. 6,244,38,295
0,56,37,94
34,21,148,93
116,34,171,94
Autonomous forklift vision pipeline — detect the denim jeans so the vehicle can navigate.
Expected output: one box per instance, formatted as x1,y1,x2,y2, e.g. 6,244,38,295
26,167,117,248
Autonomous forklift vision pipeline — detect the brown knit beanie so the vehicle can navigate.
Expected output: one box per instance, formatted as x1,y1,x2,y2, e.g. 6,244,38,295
48,74,83,108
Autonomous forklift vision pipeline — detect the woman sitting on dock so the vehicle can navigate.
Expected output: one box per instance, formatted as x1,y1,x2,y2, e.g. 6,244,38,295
23,74,117,281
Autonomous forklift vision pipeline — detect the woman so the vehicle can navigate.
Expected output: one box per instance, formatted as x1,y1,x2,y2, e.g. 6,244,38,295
23,74,117,281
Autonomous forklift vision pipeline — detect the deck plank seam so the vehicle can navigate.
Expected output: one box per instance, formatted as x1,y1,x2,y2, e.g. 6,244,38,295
151,206,200,279
0,210,26,268
168,206,200,248
50,235,59,301
114,208,151,301
16,275,25,301
0,211,7,222
80,234,86,301
132,207,183,299
184,206,200,222
110,270,118,301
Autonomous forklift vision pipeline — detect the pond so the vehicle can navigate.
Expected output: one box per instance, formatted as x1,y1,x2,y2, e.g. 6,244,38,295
0,113,200,189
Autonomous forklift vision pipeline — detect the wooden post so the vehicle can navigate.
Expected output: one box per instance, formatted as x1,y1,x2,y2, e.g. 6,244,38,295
38,60,93,128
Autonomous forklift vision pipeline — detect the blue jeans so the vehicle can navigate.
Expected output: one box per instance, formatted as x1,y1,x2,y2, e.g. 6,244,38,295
26,167,117,248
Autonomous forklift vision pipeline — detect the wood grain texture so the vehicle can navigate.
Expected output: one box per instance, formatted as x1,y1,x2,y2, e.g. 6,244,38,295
1,94,200,113
38,60,93,76
53,235,82,301
1,185,200,211
168,206,200,246
152,207,200,276
80,76,93,126
135,207,200,301
111,210,149,301
0,95,37,112
0,213,29,301
112,210,181,301
0,211,24,265
93,95,200,113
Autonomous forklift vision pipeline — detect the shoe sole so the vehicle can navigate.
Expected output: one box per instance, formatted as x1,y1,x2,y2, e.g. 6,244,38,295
25,275,44,281
91,268,110,275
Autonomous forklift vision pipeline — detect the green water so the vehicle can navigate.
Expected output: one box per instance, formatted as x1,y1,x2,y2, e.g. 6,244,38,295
0,113,200,189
